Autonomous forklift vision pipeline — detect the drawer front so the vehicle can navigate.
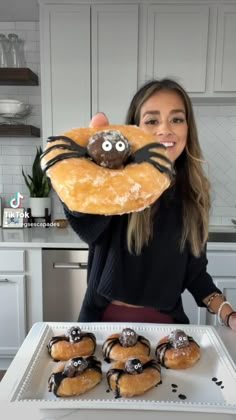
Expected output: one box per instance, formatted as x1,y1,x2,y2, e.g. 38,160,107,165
207,251,236,276
0,250,25,272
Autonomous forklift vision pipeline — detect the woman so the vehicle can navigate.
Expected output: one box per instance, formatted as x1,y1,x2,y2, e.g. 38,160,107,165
64,79,236,330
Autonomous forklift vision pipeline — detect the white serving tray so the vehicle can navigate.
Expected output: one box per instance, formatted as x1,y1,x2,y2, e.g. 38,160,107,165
2,322,236,414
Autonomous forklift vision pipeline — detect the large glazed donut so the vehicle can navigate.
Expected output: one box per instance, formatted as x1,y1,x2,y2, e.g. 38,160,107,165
155,329,201,369
102,328,151,362
106,355,161,398
47,326,96,361
41,125,173,215
48,356,102,397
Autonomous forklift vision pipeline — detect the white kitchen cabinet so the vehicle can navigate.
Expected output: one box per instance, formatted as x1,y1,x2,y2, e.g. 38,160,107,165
0,250,26,369
0,247,43,369
205,250,236,326
145,4,209,93
39,2,139,139
182,249,236,326
214,5,236,92
40,4,91,138
0,276,26,359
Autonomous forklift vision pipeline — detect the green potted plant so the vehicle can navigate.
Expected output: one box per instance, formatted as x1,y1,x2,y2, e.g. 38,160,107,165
22,146,52,217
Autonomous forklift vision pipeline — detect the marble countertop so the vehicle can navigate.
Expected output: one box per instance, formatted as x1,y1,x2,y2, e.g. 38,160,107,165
0,225,235,250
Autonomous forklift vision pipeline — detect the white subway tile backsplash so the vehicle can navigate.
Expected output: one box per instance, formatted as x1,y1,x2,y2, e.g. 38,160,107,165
15,22,38,30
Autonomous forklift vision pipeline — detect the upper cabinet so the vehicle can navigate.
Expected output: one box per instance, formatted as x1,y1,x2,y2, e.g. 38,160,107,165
39,2,139,138
146,4,209,93
214,5,236,92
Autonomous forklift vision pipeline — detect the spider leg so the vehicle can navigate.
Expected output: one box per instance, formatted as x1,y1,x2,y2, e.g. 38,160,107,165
47,135,87,153
127,143,175,180
41,143,88,160
42,152,86,172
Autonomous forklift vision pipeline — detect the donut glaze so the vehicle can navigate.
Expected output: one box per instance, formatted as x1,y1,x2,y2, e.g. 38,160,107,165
107,355,161,398
48,356,102,397
47,326,96,361
41,125,173,215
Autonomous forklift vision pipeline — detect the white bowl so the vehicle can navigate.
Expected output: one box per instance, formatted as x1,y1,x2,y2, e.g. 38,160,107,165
0,101,31,117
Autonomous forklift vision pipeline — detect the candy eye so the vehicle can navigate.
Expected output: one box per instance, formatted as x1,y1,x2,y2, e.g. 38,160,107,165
102,140,112,151
78,360,81,364
179,337,183,341
135,364,139,369
72,331,76,335
73,362,78,367
183,337,187,341
127,331,130,335
131,332,134,336
115,141,126,152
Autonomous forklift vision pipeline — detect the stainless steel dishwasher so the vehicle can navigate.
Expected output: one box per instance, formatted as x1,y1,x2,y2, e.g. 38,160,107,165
42,249,88,322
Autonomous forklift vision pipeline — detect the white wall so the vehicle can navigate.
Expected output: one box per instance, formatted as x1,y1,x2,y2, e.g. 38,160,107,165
0,21,236,224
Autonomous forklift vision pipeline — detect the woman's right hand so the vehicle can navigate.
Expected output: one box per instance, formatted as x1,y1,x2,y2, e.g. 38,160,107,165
89,112,110,128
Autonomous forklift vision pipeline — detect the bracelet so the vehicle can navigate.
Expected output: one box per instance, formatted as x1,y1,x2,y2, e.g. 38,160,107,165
224,311,236,327
206,293,224,314
217,301,231,325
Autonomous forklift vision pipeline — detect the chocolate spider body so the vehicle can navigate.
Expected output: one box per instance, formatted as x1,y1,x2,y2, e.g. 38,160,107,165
41,130,174,180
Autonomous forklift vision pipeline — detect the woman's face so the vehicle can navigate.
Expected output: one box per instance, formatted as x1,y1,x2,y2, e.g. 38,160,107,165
139,90,188,162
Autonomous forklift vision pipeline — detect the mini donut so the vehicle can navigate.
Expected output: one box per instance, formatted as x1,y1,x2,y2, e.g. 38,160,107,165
102,328,151,362
106,355,161,398
47,326,96,361
41,125,173,215
155,329,201,369
48,356,102,397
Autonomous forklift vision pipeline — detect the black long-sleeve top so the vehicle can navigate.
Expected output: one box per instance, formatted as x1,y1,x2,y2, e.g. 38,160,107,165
64,187,220,323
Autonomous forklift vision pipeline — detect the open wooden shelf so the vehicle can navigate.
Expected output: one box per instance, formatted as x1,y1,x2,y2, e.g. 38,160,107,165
0,124,40,137
0,68,39,86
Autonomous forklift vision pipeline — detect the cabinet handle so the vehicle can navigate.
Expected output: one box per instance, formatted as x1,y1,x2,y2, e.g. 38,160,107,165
0,278,15,283
53,262,88,270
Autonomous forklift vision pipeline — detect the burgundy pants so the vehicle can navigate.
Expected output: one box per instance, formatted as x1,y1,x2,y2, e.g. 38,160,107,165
101,303,175,323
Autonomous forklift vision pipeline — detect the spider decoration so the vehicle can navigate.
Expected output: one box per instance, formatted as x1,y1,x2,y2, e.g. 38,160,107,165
48,356,102,397
102,328,150,362
66,326,83,343
40,129,174,179
106,357,161,399
155,329,199,368
47,327,96,361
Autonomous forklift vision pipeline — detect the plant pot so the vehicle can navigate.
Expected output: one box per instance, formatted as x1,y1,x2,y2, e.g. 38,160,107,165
29,197,51,217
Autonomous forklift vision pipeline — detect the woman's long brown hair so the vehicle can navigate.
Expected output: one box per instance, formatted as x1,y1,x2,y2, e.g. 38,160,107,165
125,79,210,257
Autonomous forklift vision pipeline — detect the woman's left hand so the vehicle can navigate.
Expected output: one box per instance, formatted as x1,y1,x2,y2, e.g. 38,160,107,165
228,313,236,331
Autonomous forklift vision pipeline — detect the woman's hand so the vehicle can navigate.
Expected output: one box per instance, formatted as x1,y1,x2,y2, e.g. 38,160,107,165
89,112,109,128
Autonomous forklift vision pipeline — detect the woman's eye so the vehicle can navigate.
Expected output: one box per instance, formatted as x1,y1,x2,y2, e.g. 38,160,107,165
115,141,126,152
145,119,158,125
102,140,112,151
172,117,185,123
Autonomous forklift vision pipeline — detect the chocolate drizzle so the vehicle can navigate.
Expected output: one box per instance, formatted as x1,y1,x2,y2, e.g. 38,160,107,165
102,332,150,362
106,359,161,398
48,356,102,397
155,335,199,368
